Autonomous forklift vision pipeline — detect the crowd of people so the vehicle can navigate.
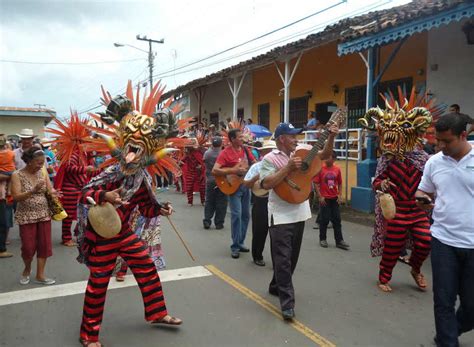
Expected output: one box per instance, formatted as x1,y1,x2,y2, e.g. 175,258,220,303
0,91,473,347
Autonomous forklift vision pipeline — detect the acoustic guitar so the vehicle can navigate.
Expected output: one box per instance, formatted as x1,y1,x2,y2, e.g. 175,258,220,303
214,160,249,195
273,108,347,204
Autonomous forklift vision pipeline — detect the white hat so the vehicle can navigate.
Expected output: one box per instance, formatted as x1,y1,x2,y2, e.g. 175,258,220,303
259,140,277,150
41,137,51,148
16,128,35,138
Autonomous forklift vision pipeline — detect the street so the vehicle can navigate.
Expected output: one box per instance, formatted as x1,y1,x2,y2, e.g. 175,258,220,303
1,190,473,347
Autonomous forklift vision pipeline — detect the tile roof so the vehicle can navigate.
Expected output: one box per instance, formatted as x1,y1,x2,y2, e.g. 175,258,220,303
0,107,56,118
164,0,471,97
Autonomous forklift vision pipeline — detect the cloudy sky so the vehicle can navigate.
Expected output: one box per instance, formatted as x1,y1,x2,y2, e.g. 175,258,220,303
0,0,410,118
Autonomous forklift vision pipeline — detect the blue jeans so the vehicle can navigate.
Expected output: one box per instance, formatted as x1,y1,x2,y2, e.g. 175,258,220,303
432,237,474,347
228,185,251,252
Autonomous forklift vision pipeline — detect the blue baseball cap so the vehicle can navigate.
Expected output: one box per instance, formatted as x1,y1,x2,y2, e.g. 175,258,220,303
274,123,303,138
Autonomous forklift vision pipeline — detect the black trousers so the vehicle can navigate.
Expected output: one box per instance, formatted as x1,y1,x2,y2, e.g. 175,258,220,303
203,181,228,227
269,220,305,311
319,198,343,243
0,200,7,252
251,195,268,261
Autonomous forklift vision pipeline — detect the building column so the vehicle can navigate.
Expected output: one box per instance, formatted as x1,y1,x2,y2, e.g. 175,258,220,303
275,53,303,123
227,72,247,120
351,47,378,213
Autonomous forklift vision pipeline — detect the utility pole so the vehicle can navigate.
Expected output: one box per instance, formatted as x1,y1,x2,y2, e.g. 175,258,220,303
136,35,164,89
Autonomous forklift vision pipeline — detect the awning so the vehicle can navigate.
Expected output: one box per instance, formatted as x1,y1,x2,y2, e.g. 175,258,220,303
338,2,474,56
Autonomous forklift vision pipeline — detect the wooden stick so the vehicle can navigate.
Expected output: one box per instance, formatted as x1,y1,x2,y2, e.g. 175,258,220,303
165,216,196,261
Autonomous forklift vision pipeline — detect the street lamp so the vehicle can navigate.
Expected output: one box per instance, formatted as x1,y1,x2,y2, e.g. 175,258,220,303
113,35,164,91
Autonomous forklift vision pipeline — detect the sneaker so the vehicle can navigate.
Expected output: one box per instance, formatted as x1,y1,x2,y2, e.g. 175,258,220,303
35,278,56,285
253,259,265,266
20,275,30,285
336,241,350,250
313,225,320,230
320,240,328,248
282,308,295,320
239,246,249,252
0,251,13,258
231,251,240,259
215,225,224,230
203,222,211,230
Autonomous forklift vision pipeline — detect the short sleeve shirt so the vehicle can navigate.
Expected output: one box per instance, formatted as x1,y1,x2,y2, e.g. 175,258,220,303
216,146,255,168
313,164,342,199
260,147,312,226
418,149,474,248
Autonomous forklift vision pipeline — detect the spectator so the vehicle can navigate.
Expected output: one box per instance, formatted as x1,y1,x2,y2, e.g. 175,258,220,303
14,128,36,169
247,118,253,125
260,122,339,320
203,137,227,229
10,146,56,285
0,135,15,258
313,151,349,250
212,128,255,259
306,111,319,141
416,113,474,346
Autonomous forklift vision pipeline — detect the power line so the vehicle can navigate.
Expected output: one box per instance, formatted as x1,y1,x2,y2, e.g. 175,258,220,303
149,1,346,77
0,58,146,65
153,0,390,80
75,1,390,115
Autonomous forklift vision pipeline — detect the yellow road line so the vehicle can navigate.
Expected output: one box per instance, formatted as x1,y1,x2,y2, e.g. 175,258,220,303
205,264,336,347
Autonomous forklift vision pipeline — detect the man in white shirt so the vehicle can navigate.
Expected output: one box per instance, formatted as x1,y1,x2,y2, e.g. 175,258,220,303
14,129,36,170
416,113,474,347
260,122,338,320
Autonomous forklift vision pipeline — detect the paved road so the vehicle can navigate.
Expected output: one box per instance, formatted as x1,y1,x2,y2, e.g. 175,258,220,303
1,190,473,347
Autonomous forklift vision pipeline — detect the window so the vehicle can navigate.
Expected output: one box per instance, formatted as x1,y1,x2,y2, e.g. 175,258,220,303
258,103,270,129
209,112,219,127
345,77,413,128
237,108,244,123
279,96,308,128
315,101,337,125
345,85,366,129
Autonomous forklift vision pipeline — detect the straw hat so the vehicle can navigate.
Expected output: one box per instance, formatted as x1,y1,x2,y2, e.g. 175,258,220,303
41,138,52,148
16,128,35,138
259,140,277,150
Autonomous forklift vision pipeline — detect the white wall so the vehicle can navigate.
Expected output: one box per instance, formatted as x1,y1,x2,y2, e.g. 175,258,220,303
0,116,49,138
189,74,253,124
427,19,474,117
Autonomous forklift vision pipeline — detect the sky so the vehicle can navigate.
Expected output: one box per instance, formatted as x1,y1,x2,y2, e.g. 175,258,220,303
0,0,411,119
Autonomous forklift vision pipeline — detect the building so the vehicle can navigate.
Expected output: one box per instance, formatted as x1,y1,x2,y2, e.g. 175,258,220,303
163,0,474,211
0,107,55,141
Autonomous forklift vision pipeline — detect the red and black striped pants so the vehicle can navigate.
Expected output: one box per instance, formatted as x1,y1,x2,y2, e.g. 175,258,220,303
61,185,81,242
379,202,431,284
185,169,205,205
80,232,168,342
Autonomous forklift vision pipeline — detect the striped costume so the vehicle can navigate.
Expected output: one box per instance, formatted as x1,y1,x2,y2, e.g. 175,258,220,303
78,168,168,343
183,148,205,205
55,151,90,243
372,151,431,285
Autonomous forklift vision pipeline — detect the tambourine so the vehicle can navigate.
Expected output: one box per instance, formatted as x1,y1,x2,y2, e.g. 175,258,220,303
87,197,122,238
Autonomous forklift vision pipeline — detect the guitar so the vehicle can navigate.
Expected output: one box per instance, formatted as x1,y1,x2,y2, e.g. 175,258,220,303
273,108,347,204
214,161,249,195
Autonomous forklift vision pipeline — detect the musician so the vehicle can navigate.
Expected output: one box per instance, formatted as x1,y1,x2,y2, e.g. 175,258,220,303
243,140,277,267
260,122,338,320
212,128,255,259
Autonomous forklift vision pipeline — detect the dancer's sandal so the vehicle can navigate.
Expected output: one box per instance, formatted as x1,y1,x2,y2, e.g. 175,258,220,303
79,338,103,347
410,270,427,291
151,315,183,325
377,282,392,293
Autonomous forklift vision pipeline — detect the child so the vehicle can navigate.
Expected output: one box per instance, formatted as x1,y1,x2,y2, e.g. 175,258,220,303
313,151,350,250
0,136,15,201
